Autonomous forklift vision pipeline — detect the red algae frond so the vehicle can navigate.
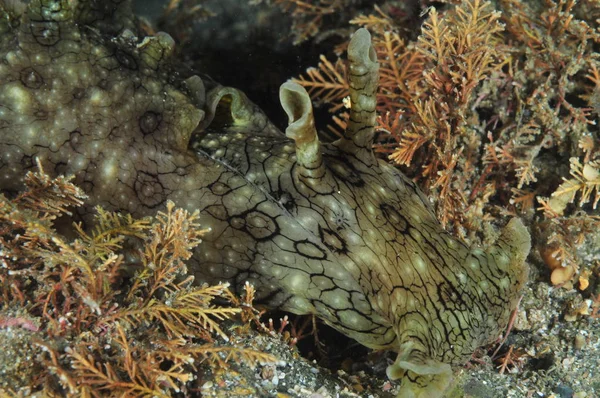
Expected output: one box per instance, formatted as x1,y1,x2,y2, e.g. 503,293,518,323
0,164,275,396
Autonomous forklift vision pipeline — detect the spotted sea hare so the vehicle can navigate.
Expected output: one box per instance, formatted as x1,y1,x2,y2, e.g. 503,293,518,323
0,1,530,396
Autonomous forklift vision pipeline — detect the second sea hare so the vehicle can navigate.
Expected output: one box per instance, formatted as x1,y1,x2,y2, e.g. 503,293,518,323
0,1,530,396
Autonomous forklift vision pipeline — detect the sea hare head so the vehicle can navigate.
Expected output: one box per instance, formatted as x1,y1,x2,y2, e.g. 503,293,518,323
278,29,531,396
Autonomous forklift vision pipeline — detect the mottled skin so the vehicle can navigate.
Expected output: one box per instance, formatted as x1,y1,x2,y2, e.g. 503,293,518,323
0,1,530,396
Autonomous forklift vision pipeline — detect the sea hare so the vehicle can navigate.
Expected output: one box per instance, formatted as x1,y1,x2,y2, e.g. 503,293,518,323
0,1,530,396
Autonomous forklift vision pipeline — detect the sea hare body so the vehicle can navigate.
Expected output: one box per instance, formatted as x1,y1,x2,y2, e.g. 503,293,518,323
0,1,530,396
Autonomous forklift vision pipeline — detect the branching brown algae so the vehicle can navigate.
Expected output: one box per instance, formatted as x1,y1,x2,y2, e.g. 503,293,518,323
0,0,532,397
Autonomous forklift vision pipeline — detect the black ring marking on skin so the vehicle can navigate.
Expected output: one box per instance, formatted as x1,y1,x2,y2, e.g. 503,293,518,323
139,111,162,135
134,171,166,208
20,68,44,89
